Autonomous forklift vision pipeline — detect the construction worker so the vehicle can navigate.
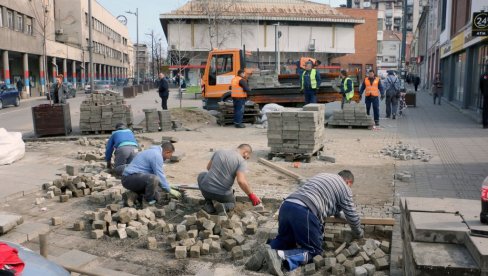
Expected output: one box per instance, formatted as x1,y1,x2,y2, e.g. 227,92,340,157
359,70,385,126
340,70,354,109
246,171,363,275
197,144,261,214
105,123,139,176
231,69,251,128
300,61,321,104
122,142,181,206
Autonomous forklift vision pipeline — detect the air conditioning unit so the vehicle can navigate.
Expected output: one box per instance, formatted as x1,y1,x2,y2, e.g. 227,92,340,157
55,29,64,35
308,39,316,52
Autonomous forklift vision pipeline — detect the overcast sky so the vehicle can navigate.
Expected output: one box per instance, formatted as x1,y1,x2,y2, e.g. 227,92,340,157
96,0,347,48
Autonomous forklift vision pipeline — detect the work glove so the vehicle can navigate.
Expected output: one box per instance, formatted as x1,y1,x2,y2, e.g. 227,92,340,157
169,188,182,199
248,193,261,206
335,211,347,221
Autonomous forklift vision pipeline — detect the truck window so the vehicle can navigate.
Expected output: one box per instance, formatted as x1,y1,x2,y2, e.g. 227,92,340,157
209,54,233,85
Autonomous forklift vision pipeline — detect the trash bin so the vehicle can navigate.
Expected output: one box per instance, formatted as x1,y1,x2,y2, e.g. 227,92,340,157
405,92,416,107
32,103,72,137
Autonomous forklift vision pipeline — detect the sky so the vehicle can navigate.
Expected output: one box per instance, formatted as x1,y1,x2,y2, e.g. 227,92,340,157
96,0,346,48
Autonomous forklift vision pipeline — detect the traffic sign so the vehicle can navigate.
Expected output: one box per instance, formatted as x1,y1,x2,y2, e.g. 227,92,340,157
472,12,488,36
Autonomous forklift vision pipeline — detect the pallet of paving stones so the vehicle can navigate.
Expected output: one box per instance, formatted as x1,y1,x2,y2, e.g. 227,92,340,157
327,103,374,130
327,121,374,130
217,114,259,126
268,146,323,163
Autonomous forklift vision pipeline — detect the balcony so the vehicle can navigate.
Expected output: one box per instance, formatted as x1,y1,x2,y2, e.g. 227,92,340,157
385,9,393,17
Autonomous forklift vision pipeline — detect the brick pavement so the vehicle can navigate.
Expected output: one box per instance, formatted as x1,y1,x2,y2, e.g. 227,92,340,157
393,86,488,199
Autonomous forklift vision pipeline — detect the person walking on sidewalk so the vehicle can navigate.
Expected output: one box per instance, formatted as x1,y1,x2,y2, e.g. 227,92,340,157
197,144,261,214
384,71,401,119
245,171,363,275
413,75,420,92
231,70,251,128
105,123,139,176
480,68,488,128
339,70,354,109
122,142,181,206
359,70,385,126
433,72,443,105
300,61,321,104
158,73,169,110
16,78,23,93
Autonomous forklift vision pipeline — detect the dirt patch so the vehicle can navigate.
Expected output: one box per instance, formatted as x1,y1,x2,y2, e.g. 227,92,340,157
170,108,217,127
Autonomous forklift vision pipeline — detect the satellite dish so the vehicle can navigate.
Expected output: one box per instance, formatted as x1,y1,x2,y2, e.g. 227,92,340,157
117,15,128,25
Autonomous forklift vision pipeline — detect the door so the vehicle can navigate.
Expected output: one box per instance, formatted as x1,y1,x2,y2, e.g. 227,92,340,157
206,53,235,99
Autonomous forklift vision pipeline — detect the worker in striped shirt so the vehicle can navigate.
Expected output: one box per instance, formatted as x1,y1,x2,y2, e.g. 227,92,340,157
246,170,363,275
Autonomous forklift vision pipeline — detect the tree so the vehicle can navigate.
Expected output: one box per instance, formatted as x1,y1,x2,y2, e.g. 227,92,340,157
200,0,238,49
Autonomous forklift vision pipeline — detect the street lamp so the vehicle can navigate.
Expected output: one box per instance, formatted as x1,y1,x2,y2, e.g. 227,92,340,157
159,38,163,74
126,8,139,85
145,30,155,82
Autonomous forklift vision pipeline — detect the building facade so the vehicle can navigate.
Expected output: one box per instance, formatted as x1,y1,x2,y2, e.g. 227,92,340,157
0,0,132,97
160,0,364,85
134,43,148,81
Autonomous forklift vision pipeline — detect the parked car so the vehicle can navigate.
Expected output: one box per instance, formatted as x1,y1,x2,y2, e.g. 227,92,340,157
46,83,77,100
0,83,20,109
84,80,113,93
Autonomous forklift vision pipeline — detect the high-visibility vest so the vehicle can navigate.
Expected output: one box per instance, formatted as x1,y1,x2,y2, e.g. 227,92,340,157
343,77,354,100
231,76,247,98
301,69,317,90
364,77,380,97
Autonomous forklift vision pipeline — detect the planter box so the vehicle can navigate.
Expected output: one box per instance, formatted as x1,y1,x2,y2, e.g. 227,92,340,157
32,103,72,137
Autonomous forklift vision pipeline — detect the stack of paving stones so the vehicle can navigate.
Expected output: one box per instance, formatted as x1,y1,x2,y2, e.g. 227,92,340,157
380,142,432,162
217,102,260,125
328,103,374,128
400,197,487,275
247,70,281,88
80,91,133,133
267,104,325,155
143,109,172,132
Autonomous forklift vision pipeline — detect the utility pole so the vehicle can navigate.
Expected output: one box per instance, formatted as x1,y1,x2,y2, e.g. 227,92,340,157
126,8,139,84
400,0,408,78
145,30,155,82
159,38,162,74
274,23,281,74
88,0,94,92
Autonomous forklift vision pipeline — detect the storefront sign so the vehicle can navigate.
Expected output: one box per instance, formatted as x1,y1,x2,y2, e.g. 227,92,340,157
472,12,488,37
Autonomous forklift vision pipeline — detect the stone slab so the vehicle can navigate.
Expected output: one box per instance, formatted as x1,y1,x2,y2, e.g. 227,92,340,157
465,234,488,270
14,222,50,241
0,213,23,234
410,242,479,273
410,212,468,244
50,249,98,268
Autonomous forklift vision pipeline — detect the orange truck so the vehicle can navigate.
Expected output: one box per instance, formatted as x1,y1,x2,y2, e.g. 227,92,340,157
200,48,361,110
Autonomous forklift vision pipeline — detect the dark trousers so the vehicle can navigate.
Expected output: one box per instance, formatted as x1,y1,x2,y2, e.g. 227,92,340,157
197,172,236,209
414,84,419,91
433,93,442,105
365,96,380,125
233,98,246,124
269,201,323,271
483,96,488,127
304,90,317,104
341,94,351,109
113,146,138,176
385,94,398,117
121,173,159,201
160,95,168,110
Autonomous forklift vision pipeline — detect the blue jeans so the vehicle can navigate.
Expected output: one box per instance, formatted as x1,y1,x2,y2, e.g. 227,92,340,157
304,90,317,104
365,96,380,124
269,201,323,271
233,98,246,124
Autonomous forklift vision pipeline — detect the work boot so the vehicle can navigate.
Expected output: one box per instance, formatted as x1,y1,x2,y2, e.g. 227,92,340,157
392,114,396,120
263,247,284,276
235,123,246,128
202,201,216,214
123,191,139,207
214,202,227,216
245,244,268,271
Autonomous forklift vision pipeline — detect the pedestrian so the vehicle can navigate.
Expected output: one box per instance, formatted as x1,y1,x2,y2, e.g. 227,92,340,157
105,123,139,176
359,70,385,126
480,68,488,129
383,71,401,119
197,144,261,214
339,70,354,109
300,61,321,104
413,75,420,92
433,72,443,105
231,69,251,128
245,171,363,275
158,73,169,110
121,142,181,206
52,74,67,104
16,78,23,93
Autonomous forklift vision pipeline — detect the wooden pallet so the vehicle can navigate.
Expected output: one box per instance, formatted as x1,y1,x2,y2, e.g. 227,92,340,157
217,116,259,126
327,123,374,130
268,147,323,163
81,130,112,135
217,101,261,126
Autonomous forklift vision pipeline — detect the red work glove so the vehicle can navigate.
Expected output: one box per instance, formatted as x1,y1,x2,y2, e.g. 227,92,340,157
248,193,261,206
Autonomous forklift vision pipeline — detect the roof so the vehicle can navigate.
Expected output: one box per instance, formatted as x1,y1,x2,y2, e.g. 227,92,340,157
383,30,402,41
160,0,364,24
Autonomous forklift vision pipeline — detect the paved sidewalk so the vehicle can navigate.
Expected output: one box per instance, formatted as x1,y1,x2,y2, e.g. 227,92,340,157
393,87,488,199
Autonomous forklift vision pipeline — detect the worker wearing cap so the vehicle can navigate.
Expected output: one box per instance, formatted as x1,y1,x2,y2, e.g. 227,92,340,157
105,123,139,176
197,144,261,214
359,70,385,126
231,69,251,128
340,70,354,109
301,61,321,104
246,171,363,275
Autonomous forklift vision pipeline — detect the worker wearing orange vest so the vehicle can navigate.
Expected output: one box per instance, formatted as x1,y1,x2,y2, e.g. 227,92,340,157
231,69,251,128
359,70,384,126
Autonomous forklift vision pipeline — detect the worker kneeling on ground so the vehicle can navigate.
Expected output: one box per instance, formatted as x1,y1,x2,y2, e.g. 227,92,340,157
122,142,181,206
197,144,261,214
105,123,139,176
245,170,363,276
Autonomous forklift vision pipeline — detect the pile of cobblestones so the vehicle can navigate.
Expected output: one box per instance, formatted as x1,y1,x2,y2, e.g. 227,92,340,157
328,104,374,127
380,142,432,162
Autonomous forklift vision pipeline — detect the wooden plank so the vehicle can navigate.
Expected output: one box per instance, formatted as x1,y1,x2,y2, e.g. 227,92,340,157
258,158,304,181
326,216,395,226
